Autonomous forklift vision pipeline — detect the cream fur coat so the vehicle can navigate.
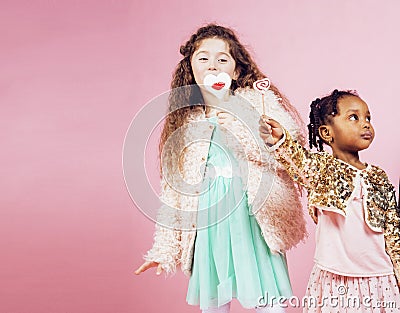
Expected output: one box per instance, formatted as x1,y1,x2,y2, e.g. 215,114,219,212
144,88,307,276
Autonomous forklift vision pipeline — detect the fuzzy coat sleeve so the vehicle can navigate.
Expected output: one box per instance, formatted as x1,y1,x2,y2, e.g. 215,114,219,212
143,108,205,275
143,176,182,274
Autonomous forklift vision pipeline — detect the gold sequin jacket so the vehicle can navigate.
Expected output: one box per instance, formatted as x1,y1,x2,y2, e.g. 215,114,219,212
144,89,308,276
273,129,400,284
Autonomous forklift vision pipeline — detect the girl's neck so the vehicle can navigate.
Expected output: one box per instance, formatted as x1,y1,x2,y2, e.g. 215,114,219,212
332,149,366,170
201,89,230,109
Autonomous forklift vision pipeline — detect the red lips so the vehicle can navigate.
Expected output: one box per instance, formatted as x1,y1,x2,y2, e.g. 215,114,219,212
212,82,225,90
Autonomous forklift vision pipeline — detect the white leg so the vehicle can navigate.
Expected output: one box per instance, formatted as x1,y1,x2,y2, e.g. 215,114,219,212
202,302,231,313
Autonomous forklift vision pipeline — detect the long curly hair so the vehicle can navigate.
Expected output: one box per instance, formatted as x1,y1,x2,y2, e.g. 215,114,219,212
159,24,305,171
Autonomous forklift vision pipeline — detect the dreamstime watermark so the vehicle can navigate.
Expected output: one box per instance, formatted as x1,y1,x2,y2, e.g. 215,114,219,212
257,286,398,309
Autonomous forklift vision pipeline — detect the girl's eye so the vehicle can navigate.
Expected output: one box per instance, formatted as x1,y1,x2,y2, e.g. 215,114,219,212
199,57,208,61
366,116,371,122
349,114,358,121
218,58,228,63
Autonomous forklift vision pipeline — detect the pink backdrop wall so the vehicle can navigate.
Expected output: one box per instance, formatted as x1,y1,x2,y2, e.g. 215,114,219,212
1,1,399,312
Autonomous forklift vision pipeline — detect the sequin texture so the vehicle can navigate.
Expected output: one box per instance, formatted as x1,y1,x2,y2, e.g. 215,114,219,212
274,129,400,284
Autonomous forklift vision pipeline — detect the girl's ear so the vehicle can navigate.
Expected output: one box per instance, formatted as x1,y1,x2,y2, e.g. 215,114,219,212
318,125,333,144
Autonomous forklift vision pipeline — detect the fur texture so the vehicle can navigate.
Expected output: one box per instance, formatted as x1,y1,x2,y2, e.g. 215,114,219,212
144,89,307,276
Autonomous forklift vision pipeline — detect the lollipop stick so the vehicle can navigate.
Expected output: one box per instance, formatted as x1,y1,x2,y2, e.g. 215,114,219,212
253,78,270,119
262,94,265,116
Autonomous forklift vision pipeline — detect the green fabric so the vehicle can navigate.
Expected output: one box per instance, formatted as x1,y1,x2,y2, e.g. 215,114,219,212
186,117,292,310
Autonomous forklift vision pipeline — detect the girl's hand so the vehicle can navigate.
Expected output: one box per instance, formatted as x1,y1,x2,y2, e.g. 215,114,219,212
217,111,237,126
259,116,283,146
134,261,163,275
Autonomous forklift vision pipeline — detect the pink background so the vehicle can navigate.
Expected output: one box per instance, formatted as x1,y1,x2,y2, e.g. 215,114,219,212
1,1,399,312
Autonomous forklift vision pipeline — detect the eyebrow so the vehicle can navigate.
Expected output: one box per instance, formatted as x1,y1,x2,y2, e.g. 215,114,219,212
194,50,231,57
344,109,371,115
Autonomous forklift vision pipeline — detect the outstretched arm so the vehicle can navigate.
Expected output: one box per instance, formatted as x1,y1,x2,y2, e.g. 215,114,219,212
134,175,182,276
258,116,323,189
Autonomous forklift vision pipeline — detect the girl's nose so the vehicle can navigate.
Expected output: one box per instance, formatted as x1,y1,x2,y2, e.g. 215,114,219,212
208,59,218,71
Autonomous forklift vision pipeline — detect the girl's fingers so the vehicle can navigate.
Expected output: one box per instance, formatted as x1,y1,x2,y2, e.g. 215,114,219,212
134,261,158,275
259,125,272,134
259,117,282,139
134,263,148,275
259,115,272,124
266,118,281,128
259,116,280,127
156,264,163,275
260,133,275,146
260,132,272,139
134,266,143,275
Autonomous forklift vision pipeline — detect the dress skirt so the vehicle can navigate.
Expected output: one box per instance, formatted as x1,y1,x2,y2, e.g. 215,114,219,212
304,265,400,312
186,118,292,310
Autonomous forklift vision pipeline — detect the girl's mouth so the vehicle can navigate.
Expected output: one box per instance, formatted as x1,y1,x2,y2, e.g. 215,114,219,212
212,82,225,90
361,132,373,140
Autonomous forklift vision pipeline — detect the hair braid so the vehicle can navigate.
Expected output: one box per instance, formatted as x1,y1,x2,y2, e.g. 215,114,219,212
307,89,359,151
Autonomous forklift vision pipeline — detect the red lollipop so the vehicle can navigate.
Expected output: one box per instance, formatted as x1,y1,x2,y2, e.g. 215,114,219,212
253,78,271,94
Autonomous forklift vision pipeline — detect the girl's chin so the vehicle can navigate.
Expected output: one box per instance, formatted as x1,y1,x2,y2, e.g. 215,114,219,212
356,143,373,151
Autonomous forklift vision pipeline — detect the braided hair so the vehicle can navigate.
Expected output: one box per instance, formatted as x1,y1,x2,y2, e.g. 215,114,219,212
308,89,359,151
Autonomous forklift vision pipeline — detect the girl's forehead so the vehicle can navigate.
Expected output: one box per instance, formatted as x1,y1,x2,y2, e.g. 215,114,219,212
194,37,230,53
337,96,370,113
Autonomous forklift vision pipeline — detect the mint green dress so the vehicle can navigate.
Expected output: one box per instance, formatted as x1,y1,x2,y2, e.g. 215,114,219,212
186,117,293,310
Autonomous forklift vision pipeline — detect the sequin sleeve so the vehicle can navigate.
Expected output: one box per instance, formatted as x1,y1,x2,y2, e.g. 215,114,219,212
274,128,324,189
384,185,400,285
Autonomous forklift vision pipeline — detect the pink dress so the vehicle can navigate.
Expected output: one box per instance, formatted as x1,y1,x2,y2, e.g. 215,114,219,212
304,168,400,312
